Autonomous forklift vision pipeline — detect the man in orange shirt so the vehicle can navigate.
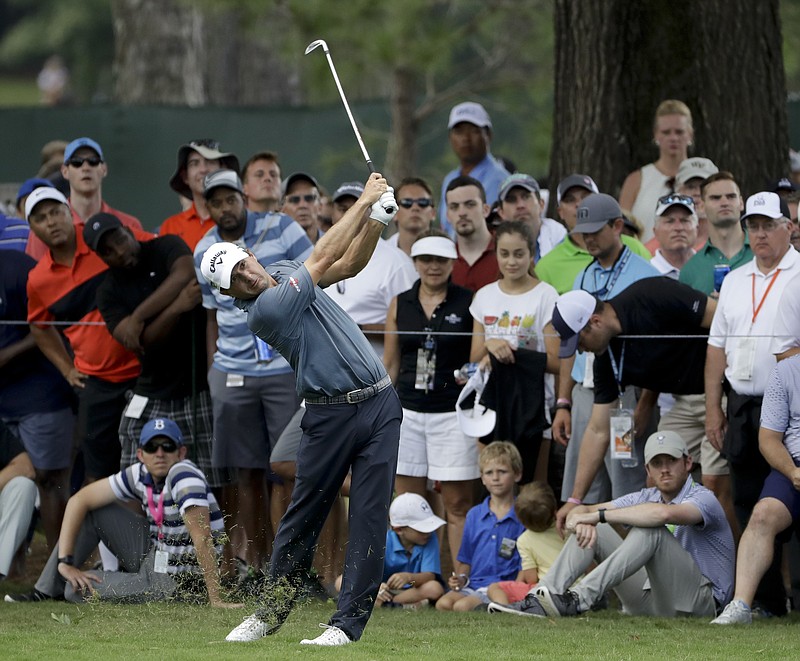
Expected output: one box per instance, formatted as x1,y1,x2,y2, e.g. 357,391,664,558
24,188,142,482
160,140,240,251
26,138,144,261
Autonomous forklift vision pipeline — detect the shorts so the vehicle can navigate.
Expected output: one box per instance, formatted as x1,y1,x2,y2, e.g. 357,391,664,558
658,394,729,476
396,409,480,481
494,580,535,603
455,586,490,603
207,367,299,468
269,406,305,464
759,464,800,542
3,407,75,470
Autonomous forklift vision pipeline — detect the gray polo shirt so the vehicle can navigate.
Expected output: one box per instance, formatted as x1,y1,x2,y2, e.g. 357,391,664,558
612,476,734,605
237,260,386,398
761,355,800,461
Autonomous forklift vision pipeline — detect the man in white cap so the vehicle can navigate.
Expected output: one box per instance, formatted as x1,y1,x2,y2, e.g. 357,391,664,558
705,191,800,617
649,193,698,278
204,173,401,646
496,173,566,261
551,277,715,535
439,101,509,237
161,139,240,251
489,431,733,619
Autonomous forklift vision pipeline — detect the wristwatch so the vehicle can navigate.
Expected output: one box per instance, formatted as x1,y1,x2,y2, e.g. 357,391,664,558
57,555,75,566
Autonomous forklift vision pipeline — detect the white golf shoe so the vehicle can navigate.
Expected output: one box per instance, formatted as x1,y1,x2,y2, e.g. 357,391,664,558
226,614,273,642
300,624,351,646
710,599,752,625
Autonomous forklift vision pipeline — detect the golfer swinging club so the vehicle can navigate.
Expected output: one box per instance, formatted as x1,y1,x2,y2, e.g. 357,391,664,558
202,173,401,646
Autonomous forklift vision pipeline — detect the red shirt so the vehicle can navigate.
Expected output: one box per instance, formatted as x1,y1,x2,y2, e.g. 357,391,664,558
159,203,215,251
452,238,498,293
26,224,141,383
26,201,144,261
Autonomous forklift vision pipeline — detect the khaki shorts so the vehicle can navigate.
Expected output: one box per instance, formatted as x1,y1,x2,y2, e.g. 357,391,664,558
658,394,729,476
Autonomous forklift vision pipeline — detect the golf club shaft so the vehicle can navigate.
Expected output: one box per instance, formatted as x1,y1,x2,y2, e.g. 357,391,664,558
321,50,375,173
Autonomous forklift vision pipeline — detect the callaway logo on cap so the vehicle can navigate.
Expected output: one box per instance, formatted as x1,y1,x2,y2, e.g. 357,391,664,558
200,241,250,290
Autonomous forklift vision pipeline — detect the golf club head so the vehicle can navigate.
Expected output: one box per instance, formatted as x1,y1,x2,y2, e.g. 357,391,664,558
304,39,329,55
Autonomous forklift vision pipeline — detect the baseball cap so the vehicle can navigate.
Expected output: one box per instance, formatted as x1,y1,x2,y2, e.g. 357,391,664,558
556,174,599,204
139,418,184,447
410,235,457,259
281,172,320,198
551,290,597,358
83,213,124,251
200,241,250,290
63,137,104,163
169,139,240,198
498,173,540,201
675,157,718,188
389,493,446,533
203,169,244,198
644,430,688,465
447,101,492,130
456,368,496,438
332,181,364,201
16,178,54,208
740,191,790,223
24,186,68,221
770,177,798,194
655,193,696,218
572,193,623,235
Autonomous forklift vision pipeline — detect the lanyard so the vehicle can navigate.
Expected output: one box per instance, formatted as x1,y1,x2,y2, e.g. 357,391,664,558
607,341,626,401
751,270,781,324
146,485,166,542
580,246,631,299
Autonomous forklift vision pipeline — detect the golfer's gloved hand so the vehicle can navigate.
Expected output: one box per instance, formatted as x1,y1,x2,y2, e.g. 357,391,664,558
370,188,397,225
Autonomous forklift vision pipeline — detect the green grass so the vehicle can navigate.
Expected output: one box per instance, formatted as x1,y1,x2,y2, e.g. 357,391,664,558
2,598,800,660
0,75,40,106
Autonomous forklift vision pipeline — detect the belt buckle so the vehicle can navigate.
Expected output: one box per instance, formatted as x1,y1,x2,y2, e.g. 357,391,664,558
345,389,360,404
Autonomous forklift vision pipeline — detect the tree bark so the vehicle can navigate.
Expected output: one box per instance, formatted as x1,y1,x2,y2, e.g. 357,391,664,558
550,0,787,202
385,67,419,181
111,0,206,105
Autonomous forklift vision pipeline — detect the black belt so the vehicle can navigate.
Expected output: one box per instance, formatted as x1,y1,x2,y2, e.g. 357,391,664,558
304,375,392,405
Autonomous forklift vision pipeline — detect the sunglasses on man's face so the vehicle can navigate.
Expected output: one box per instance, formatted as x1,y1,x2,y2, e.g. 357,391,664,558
67,156,103,168
286,194,318,204
398,198,433,209
141,439,179,454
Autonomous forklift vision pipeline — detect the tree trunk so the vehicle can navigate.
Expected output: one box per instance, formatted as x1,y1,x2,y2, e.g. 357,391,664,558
111,0,206,105
549,0,787,203
385,67,418,181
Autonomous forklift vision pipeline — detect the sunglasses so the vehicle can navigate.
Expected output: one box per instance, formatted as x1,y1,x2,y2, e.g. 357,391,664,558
398,198,433,209
141,439,179,454
286,194,318,204
189,139,220,150
67,156,103,168
658,193,694,207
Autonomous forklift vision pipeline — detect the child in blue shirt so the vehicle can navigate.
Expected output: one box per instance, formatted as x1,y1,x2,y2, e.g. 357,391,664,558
436,442,525,611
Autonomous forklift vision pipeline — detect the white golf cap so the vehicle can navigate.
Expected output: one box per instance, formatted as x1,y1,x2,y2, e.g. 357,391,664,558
24,187,68,221
200,241,249,290
448,101,492,129
389,493,446,533
456,368,496,438
675,157,718,188
655,193,696,218
644,431,688,465
741,191,789,222
410,235,457,259
551,290,597,358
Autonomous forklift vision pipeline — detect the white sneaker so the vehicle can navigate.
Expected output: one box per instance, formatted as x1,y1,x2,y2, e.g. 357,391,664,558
710,599,752,625
226,614,273,642
300,624,351,646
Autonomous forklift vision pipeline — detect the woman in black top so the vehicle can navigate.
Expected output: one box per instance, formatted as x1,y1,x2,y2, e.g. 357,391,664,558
384,230,477,569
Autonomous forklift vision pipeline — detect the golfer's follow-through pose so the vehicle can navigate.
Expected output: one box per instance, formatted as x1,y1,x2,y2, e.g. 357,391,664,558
201,173,401,646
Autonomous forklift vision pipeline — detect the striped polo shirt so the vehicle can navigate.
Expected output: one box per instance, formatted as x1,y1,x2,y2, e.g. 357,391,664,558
109,459,225,574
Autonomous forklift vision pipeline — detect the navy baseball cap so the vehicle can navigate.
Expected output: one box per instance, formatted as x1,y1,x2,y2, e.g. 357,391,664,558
139,418,184,447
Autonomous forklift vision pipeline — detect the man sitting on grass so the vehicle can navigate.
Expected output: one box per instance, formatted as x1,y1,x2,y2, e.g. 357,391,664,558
488,431,734,618
5,418,239,607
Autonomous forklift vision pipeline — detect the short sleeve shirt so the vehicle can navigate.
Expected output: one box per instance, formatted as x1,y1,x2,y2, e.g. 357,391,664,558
383,529,442,581
457,497,525,588
238,260,386,398
593,277,708,403
760,355,800,461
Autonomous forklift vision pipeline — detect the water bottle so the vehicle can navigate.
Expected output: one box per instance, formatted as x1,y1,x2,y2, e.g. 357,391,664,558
454,362,479,385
